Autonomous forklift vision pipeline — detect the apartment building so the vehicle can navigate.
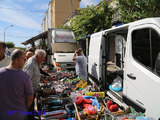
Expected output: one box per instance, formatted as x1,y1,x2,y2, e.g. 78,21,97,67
41,0,81,32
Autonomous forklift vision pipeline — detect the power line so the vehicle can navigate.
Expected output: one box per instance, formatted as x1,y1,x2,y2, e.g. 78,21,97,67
0,6,46,13
0,33,32,38
0,6,73,13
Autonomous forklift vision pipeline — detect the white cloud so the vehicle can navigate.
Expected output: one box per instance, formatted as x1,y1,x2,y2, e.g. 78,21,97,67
0,9,41,30
80,0,101,8
0,0,48,47
34,2,49,10
24,0,33,2
0,1,41,30
0,10,41,30
16,0,33,3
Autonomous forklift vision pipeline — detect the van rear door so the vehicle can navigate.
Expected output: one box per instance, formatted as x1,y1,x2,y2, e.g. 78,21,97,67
88,32,106,89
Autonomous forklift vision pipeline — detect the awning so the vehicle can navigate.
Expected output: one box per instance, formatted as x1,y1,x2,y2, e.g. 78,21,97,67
52,43,81,53
21,31,47,45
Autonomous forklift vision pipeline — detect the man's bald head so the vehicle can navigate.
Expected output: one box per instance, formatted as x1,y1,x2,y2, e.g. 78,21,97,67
9,49,26,69
11,49,25,61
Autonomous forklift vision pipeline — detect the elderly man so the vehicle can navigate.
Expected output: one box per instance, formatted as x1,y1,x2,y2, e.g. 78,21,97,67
23,49,46,90
73,48,87,81
0,49,33,120
23,49,46,120
26,51,34,60
0,41,10,68
25,50,49,76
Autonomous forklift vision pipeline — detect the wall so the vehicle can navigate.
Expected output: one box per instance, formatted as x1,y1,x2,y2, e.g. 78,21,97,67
42,0,80,30
44,16,47,31
45,11,48,30
48,3,52,28
41,23,44,32
54,0,80,28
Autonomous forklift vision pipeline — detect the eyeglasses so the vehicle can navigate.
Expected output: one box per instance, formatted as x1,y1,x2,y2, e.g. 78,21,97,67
21,57,26,62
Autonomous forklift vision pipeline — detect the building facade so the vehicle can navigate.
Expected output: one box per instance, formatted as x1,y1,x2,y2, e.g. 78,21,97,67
42,0,81,32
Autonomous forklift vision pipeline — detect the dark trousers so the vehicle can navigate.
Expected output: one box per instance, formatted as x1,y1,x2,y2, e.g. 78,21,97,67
27,93,36,120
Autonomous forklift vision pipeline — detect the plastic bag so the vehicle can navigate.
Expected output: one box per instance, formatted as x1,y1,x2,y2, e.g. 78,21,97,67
136,116,155,120
109,76,123,91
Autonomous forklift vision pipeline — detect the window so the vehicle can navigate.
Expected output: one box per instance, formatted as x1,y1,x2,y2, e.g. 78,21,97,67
132,29,151,68
132,28,160,75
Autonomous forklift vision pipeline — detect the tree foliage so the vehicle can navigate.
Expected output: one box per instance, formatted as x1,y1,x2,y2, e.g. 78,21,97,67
5,42,25,51
5,42,15,48
57,24,71,30
71,0,114,39
15,47,26,51
116,0,160,23
58,0,160,39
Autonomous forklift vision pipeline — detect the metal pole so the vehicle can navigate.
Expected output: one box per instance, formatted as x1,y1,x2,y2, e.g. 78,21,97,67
4,25,14,42
4,31,5,42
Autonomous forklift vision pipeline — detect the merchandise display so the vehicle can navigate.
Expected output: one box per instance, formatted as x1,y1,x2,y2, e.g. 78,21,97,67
32,66,148,120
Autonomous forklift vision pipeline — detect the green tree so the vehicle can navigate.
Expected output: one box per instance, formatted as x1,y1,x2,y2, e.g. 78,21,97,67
71,0,114,39
57,24,71,30
116,0,160,23
5,42,15,48
15,47,26,51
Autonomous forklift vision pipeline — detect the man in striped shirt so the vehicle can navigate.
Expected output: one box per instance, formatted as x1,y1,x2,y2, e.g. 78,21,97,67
23,49,46,120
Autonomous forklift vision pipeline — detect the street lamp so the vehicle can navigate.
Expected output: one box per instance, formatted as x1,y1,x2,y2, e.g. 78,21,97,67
4,25,14,42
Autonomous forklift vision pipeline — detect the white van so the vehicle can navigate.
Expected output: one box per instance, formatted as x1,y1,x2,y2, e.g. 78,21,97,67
47,28,81,70
88,18,160,119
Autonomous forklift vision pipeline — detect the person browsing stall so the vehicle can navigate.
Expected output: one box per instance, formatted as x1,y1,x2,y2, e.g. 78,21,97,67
26,51,34,60
25,50,49,76
23,49,46,91
23,49,46,120
0,49,33,120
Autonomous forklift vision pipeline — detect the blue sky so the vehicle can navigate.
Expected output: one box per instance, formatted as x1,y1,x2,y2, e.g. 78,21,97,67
0,0,103,48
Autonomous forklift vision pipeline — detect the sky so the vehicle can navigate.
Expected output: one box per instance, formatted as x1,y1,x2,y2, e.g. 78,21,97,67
0,0,103,48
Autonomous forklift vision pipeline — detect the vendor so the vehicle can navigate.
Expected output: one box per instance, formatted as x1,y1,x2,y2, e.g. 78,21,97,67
72,48,87,81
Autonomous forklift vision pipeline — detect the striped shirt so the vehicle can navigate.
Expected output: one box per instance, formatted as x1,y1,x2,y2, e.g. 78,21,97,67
23,56,40,91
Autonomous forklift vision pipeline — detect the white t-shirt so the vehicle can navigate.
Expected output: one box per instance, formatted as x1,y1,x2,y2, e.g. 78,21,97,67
0,54,11,68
